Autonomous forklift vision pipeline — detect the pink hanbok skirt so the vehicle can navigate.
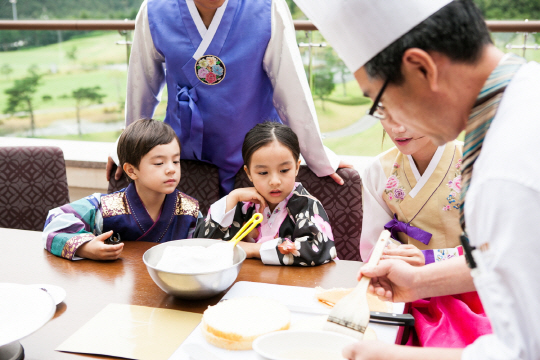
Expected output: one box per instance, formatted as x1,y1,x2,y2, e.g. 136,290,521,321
404,291,492,347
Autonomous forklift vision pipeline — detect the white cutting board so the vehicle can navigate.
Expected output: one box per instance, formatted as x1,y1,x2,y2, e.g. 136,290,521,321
168,281,405,360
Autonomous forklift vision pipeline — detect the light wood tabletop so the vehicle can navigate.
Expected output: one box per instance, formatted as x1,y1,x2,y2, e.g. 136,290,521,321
0,227,362,359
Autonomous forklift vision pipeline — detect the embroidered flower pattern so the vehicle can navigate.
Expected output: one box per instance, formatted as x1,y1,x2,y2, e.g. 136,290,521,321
444,158,462,212
386,175,399,190
195,55,225,85
393,188,406,200
311,214,333,241
384,167,407,203
197,67,209,78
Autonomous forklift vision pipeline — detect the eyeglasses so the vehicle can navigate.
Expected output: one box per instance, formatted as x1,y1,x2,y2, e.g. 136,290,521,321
361,78,389,122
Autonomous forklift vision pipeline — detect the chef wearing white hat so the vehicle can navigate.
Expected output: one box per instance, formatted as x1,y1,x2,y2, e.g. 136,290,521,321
294,0,540,359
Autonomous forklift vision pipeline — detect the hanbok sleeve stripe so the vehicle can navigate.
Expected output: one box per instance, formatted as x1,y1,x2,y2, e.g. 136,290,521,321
56,205,92,231
85,194,101,209
45,220,86,251
422,249,435,264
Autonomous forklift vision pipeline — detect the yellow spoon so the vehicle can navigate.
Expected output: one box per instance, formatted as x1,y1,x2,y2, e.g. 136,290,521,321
229,213,263,246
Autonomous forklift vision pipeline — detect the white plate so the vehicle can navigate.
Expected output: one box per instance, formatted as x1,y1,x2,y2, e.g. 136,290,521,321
0,283,56,347
28,284,66,305
253,330,357,360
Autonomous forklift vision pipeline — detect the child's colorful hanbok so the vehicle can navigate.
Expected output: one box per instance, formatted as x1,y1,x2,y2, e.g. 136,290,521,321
361,141,492,347
43,183,200,260
195,183,337,266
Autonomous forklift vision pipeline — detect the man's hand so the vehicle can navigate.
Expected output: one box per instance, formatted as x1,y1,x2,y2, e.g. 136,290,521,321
343,340,396,360
75,230,124,260
381,243,425,266
106,156,124,181
359,259,420,303
343,341,463,360
329,160,355,185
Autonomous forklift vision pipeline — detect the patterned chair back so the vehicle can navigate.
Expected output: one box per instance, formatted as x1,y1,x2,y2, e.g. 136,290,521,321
0,146,70,231
234,166,363,261
108,160,220,216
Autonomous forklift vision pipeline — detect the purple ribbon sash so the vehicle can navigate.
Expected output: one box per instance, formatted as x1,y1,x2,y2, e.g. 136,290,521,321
384,214,432,245
177,85,204,160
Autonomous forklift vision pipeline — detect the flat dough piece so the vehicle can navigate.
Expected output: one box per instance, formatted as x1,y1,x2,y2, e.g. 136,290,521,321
314,287,392,313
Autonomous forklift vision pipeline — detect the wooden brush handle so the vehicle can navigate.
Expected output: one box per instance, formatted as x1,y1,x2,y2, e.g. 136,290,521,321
357,230,391,293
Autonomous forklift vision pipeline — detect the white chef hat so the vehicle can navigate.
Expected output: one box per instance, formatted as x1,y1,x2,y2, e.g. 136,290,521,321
294,0,453,73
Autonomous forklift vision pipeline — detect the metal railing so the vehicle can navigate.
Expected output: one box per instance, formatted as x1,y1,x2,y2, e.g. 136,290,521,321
0,19,539,32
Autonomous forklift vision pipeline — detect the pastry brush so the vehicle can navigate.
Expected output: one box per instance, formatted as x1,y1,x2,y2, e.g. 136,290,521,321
324,230,390,340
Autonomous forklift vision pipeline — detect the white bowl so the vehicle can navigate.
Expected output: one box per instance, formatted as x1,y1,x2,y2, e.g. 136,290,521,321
253,330,358,360
143,239,246,299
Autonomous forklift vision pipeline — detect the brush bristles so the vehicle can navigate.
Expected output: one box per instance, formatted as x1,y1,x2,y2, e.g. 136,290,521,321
323,320,365,341
327,316,367,333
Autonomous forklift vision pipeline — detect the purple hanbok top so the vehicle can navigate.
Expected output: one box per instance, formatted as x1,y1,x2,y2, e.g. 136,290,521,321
148,0,280,194
43,183,200,260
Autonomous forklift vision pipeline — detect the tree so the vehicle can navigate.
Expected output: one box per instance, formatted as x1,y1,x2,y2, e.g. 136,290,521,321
4,69,43,137
1,64,13,81
312,69,335,111
71,86,106,136
324,49,350,97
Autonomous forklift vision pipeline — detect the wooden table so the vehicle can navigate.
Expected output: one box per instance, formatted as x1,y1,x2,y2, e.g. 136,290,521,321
0,228,362,359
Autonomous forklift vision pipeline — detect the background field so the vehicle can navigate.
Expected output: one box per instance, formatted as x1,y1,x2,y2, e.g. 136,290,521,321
0,30,538,155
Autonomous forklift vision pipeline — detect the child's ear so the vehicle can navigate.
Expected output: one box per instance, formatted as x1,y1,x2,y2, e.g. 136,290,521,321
295,159,301,176
243,165,253,182
123,163,138,181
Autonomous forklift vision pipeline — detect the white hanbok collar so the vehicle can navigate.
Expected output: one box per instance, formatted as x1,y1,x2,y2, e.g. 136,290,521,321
407,144,446,199
186,0,229,60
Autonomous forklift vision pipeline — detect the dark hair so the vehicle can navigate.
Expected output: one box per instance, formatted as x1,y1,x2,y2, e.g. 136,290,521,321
365,0,492,84
242,121,300,167
117,118,180,169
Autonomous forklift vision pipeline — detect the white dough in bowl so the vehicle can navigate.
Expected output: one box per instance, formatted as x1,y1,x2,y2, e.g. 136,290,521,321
155,242,234,273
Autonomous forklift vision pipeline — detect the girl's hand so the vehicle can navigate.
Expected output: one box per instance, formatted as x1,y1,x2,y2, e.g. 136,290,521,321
237,241,261,259
75,230,124,260
226,187,267,212
381,243,425,266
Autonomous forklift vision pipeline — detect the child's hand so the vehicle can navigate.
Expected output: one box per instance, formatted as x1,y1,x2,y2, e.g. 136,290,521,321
381,243,425,266
226,187,267,212
75,230,124,261
237,241,261,259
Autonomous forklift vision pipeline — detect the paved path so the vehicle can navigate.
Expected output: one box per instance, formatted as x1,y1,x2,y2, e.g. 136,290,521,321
322,116,378,139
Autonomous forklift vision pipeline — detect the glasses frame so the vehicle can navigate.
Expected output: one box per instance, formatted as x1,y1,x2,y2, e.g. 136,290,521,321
367,78,389,119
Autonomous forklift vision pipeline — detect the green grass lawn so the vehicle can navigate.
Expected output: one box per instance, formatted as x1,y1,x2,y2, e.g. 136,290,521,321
37,131,123,142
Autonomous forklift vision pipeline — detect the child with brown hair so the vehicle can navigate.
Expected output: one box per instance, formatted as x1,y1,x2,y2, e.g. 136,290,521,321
43,119,200,261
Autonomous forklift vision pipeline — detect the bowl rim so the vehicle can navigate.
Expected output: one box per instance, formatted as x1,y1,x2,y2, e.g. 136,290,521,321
252,330,358,360
142,238,247,275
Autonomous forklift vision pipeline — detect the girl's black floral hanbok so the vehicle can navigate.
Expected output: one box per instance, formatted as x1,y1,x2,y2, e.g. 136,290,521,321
195,183,337,266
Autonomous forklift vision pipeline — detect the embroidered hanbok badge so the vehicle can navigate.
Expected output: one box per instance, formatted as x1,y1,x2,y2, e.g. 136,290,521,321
195,55,226,85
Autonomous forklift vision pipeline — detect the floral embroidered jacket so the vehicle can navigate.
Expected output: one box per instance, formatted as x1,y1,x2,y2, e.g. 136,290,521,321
194,183,337,266
361,141,464,264
43,183,200,260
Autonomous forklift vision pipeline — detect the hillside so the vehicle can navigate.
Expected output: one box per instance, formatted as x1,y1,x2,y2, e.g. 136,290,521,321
0,0,142,20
